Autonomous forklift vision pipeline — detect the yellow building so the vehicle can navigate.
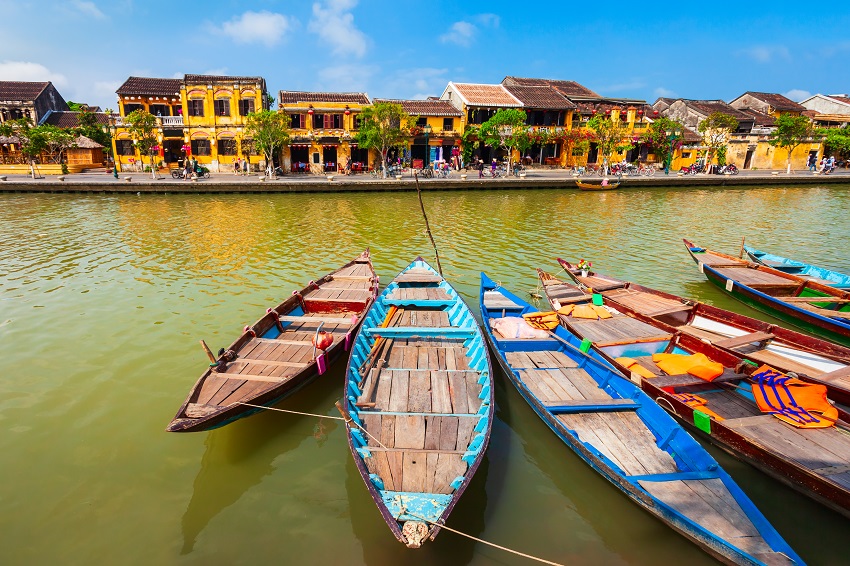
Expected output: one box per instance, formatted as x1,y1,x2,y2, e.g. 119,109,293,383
372,98,463,168
278,91,370,173
113,75,269,172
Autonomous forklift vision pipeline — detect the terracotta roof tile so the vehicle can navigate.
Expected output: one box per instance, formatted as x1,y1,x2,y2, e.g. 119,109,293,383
184,74,264,84
279,91,370,104
684,100,752,121
736,107,776,126
502,77,600,98
829,95,850,105
741,92,806,112
116,77,183,97
42,111,111,128
0,81,50,101
372,99,462,116
501,85,575,109
451,83,521,106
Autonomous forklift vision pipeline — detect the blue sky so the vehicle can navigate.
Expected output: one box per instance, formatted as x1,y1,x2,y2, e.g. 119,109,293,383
1,0,848,110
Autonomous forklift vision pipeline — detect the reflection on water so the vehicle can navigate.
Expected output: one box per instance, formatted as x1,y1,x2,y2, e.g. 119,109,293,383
1,186,849,564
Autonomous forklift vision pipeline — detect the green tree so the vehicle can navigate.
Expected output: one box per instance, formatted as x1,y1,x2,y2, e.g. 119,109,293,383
0,117,48,178
587,114,631,173
820,127,850,159
124,109,160,179
39,124,75,164
245,110,291,178
640,117,685,174
354,102,413,178
769,114,816,173
698,112,738,171
480,109,527,170
75,109,111,150
460,125,480,165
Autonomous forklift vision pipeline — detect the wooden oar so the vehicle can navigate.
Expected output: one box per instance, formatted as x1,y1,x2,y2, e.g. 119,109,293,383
357,306,403,384
200,340,216,363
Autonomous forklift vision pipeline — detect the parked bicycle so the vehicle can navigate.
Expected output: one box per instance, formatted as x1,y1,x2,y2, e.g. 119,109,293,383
171,164,210,179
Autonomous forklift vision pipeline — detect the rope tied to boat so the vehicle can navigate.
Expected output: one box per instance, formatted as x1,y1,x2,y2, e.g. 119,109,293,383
235,402,389,450
402,509,565,566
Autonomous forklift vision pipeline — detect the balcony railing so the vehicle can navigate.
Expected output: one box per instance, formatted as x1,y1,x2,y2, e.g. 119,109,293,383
160,116,184,126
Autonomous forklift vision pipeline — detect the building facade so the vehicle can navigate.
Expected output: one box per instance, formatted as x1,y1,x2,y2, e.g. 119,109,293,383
0,81,68,125
279,91,370,173
113,75,269,172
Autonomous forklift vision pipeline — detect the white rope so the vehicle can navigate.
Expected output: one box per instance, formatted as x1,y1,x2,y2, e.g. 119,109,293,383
404,511,565,566
235,402,389,449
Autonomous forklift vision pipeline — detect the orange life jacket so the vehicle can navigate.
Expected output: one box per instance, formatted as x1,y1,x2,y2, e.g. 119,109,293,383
750,365,837,428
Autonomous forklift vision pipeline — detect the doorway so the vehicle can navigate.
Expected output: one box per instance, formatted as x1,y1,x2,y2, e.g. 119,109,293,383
587,143,599,164
744,147,755,169
163,139,183,164
322,146,337,172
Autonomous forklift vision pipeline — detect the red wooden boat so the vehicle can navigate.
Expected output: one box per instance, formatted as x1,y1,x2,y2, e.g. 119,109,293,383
167,250,378,432
534,261,850,518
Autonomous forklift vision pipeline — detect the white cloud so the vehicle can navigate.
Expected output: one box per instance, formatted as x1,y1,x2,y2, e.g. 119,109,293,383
71,1,106,20
440,21,477,46
213,11,291,48
0,61,67,87
738,45,790,63
308,0,368,58
784,89,812,102
654,87,676,97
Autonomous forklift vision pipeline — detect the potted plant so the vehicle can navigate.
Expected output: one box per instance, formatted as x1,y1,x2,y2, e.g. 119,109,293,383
577,259,592,278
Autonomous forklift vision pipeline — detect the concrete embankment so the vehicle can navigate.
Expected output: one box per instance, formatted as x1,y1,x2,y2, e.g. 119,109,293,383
0,172,847,193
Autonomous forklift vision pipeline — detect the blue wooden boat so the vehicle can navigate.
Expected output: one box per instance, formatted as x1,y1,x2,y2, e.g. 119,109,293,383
480,273,803,566
342,259,492,548
744,245,850,289
685,239,850,347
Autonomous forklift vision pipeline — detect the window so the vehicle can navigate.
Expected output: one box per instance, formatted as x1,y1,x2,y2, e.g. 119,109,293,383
313,113,323,129
214,99,230,116
123,103,143,115
116,140,135,155
191,139,211,156
187,100,204,117
323,114,343,129
442,118,454,131
353,114,362,129
416,116,427,127
238,99,254,116
290,114,304,128
218,139,237,155
149,104,169,116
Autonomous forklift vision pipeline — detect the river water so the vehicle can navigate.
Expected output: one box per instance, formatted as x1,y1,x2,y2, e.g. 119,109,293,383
1,186,849,565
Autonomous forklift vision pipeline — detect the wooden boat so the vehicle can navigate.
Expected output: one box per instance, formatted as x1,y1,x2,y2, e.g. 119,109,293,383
744,244,850,289
684,239,850,347
480,273,803,566
550,258,850,413
166,250,378,432
341,259,492,548
576,179,620,190
536,262,850,518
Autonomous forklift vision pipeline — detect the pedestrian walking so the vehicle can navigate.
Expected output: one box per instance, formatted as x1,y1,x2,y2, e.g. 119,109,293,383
234,157,241,175
242,158,249,175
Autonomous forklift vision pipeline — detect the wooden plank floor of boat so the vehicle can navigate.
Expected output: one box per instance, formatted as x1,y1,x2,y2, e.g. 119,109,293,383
357,278,483,495
507,340,778,554
604,288,693,317
189,261,373,413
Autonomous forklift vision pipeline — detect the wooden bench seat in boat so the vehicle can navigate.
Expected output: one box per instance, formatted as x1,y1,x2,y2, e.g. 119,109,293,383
570,316,670,345
482,291,524,310
574,275,625,292
714,267,800,291
714,331,775,349
603,288,694,318
692,251,745,268
279,315,355,324
543,398,642,413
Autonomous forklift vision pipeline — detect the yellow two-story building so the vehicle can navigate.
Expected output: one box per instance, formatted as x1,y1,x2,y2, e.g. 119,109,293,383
113,74,269,172
278,91,370,173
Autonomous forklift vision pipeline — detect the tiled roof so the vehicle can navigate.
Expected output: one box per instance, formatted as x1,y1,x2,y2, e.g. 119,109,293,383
116,77,182,97
0,81,50,101
184,74,264,84
682,127,703,143
736,107,776,127
741,92,805,112
451,83,521,106
42,111,111,128
684,100,752,121
372,99,462,116
829,95,850,106
501,85,575,109
502,77,600,98
279,91,370,104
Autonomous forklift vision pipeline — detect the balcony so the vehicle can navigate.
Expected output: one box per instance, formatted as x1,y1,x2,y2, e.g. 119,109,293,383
159,116,184,126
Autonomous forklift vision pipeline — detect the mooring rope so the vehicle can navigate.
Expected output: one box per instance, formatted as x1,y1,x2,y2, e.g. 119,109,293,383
235,402,389,449
404,511,565,566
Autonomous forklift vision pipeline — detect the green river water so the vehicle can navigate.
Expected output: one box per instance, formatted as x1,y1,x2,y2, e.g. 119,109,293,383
1,186,849,565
